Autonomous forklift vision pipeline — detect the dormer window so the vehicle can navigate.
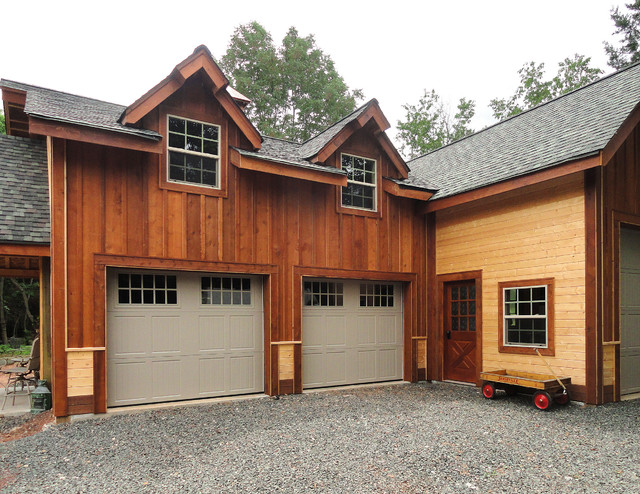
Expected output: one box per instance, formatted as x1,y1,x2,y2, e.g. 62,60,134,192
167,115,220,188
341,153,377,211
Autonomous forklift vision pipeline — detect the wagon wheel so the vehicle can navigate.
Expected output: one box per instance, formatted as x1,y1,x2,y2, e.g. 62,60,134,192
482,382,496,399
554,390,570,406
504,385,518,397
532,391,553,411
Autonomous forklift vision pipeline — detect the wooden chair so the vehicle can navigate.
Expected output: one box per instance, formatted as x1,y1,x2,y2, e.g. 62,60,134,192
1,337,40,409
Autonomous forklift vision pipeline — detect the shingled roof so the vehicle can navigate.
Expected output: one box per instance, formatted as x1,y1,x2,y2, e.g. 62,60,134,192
408,61,640,199
1,80,162,141
0,135,50,244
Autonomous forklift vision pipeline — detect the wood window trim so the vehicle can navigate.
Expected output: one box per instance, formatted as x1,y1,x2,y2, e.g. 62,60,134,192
498,278,555,356
158,110,229,198
336,151,383,219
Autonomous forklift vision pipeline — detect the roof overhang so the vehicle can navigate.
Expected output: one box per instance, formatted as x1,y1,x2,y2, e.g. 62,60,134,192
1,86,29,137
420,153,602,214
230,148,348,186
602,100,640,166
120,45,262,151
382,178,435,201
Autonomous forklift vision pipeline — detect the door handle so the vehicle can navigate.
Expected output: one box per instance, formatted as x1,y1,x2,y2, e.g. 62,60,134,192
446,330,451,339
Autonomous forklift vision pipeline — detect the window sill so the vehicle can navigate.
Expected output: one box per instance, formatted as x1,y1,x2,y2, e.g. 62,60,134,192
159,179,228,198
337,204,381,219
498,345,555,357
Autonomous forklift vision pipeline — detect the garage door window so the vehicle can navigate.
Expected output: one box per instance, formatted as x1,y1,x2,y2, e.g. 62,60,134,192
360,283,394,307
117,273,178,305
201,276,251,305
304,281,344,306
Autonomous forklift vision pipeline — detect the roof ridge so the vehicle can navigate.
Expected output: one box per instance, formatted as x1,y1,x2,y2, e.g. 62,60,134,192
0,79,127,108
407,61,640,164
300,99,374,145
262,135,301,146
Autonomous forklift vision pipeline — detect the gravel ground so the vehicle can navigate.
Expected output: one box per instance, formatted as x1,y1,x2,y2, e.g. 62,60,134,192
0,382,638,493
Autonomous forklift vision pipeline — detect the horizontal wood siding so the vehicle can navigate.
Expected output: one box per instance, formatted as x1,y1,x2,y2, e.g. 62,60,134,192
435,174,586,385
55,79,426,413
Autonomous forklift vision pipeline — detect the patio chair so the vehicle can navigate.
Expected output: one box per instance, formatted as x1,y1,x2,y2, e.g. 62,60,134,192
1,337,40,409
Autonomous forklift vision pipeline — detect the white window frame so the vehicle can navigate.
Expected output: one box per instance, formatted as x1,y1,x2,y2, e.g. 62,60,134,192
340,153,377,212
502,284,548,348
166,114,220,189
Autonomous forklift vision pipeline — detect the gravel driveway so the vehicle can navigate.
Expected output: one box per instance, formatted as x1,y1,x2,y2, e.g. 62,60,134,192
0,382,638,493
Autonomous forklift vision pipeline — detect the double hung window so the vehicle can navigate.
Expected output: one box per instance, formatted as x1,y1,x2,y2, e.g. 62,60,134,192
341,153,376,211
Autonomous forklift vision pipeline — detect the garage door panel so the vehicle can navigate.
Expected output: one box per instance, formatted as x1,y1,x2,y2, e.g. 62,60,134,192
376,315,400,345
151,359,182,399
107,270,264,407
151,316,182,354
199,357,226,394
326,316,347,346
198,316,226,352
111,316,148,357
621,228,640,395
325,351,347,384
302,315,326,347
303,279,402,389
357,316,376,345
357,349,376,380
229,315,258,350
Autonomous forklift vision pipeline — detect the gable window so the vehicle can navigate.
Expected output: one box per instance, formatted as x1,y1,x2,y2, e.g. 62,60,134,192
341,153,376,211
167,115,220,188
499,278,554,355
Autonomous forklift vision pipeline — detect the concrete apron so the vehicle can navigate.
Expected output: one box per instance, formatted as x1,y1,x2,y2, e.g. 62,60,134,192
0,386,33,416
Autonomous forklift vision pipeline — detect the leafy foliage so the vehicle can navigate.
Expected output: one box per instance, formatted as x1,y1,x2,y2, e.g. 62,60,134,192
0,278,39,345
396,89,475,159
0,110,5,134
604,1,640,69
490,55,603,121
220,22,363,142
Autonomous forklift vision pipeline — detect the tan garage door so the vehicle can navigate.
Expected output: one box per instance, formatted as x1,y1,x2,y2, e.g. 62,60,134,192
107,270,263,407
621,227,640,395
302,279,403,389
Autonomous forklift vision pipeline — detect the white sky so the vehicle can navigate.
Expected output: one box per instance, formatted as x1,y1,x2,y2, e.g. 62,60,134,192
0,0,627,142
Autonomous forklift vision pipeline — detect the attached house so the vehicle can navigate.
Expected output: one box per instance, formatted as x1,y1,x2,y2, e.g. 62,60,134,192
0,45,638,418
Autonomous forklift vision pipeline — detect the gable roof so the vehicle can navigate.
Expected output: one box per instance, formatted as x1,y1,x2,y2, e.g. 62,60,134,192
409,61,640,199
0,135,50,244
1,79,162,141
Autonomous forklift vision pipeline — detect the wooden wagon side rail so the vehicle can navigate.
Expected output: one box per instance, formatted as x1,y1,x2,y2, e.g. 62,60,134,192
480,370,571,391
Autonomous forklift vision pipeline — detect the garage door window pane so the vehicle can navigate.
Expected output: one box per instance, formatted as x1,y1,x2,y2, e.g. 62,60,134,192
117,273,177,305
360,283,394,307
304,281,344,306
201,276,251,305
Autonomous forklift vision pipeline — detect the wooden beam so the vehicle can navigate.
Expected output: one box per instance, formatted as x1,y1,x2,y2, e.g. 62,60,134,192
313,120,362,163
213,86,262,150
120,76,183,126
376,131,409,178
382,178,433,201
29,117,163,154
0,244,50,256
0,269,39,277
420,153,602,214
601,102,640,166
233,153,348,186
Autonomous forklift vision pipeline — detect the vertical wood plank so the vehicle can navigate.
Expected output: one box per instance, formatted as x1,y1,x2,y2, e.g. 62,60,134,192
186,193,201,260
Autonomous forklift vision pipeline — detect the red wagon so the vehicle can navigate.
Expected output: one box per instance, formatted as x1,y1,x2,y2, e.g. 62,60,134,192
480,370,572,411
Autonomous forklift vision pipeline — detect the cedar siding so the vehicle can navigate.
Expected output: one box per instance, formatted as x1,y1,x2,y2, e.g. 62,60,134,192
431,174,587,400
49,77,427,415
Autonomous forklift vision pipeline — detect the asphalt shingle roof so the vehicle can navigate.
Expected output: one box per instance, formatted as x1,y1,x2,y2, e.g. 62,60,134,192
408,62,640,199
0,135,50,244
0,80,161,140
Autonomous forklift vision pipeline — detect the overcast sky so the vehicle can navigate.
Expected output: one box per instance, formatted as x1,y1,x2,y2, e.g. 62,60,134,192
1,0,627,142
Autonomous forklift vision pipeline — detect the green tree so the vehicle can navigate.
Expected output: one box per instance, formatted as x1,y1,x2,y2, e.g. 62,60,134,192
604,1,640,69
490,55,602,121
220,22,363,142
0,110,5,134
396,89,475,159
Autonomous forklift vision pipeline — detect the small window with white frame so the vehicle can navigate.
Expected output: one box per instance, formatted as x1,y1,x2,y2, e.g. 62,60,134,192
502,284,548,347
341,153,376,211
167,115,220,188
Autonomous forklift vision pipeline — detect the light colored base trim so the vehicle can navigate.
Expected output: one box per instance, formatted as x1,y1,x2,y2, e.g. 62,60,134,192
106,393,268,416
443,379,476,387
621,392,640,401
303,380,407,394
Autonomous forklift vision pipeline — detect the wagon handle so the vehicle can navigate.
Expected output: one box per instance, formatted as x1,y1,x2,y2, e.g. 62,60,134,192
535,349,567,391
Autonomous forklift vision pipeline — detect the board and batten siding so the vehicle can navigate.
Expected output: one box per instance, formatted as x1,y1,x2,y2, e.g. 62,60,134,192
435,174,587,386
48,75,427,415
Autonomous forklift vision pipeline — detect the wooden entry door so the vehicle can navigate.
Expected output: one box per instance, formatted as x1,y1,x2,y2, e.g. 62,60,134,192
443,281,478,383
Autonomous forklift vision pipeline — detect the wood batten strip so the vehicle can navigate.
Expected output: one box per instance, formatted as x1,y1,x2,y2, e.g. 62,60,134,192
0,244,50,256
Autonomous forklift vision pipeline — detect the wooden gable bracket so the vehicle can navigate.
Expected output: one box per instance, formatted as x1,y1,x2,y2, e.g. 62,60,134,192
230,148,347,186
310,100,409,179
120,45,262,150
